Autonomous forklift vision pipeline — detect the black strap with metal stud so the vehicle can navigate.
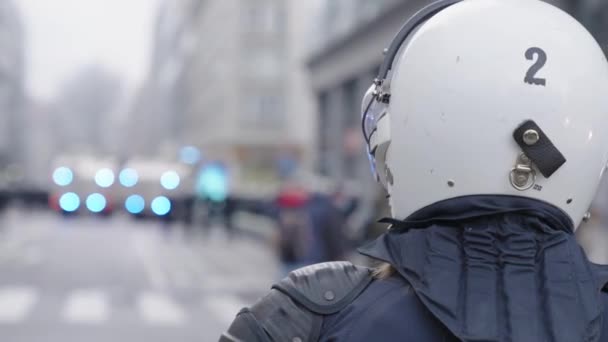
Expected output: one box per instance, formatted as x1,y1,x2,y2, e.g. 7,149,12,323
513,120,566,178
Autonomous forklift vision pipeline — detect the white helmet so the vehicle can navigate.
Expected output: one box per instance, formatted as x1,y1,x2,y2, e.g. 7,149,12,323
361,0,608,227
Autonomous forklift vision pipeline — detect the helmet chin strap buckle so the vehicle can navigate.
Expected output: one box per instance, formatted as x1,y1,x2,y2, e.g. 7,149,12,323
510,153,537,191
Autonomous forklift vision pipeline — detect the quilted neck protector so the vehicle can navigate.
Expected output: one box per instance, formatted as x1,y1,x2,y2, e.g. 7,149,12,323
359,196,606,342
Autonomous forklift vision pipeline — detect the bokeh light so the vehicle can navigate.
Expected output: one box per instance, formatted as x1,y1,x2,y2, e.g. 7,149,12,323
179,146,201,165
59,192,80,212
125,195,145,214
151,196,171,216
52,167,73,187
95,168,115,188
119,168,139,187
86,193,107,213
160,170,180,190
197,165,227,202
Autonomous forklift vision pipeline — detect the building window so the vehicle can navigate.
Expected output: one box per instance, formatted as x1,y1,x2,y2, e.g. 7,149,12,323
243,94,284,128
343,80,359,178
158,57,182,87
343,80,359,127
356,0,397,22
245,51,282,79
244,3,279,33
318,92,330,175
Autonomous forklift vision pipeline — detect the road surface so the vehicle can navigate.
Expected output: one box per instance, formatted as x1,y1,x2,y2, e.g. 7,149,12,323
0,206,278,341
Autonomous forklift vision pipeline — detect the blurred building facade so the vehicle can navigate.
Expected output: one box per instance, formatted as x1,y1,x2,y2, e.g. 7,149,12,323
0,0,25,185
573,0,608,51
128,0,203,158
21,66,124,189
131,0,317,197
308,0,608,201
182,0,317,197
52,66,123,155
308,0,418,202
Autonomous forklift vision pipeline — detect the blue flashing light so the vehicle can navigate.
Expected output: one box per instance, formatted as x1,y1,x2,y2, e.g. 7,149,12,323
86,193,107,213
125,195,145,214
119,168,139,188
53,167,73,187
95,168,115,188
197,165,227,202
59,192,80,212
151,196,171,216
179,146,201,165
160,170,180,190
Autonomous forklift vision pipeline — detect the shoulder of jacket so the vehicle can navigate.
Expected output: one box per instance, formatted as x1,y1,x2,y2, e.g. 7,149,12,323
221,262,373,342
272,261,373,315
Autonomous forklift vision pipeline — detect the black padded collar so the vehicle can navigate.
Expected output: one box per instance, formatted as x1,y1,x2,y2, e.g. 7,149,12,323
382,195,573,233
359,196,604,342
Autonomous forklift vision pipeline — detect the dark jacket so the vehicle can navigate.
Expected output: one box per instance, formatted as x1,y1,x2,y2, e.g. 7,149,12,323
307,193,348,262
221,196,608,341
321,274,457,341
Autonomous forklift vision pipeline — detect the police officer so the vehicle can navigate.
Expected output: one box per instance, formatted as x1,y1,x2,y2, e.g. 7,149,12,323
221,0,608,340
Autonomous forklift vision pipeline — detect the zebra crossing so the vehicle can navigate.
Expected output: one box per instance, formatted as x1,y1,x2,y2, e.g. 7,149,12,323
61,289,109,324
0,286,248,327
137,291,187,325
0,286,38,323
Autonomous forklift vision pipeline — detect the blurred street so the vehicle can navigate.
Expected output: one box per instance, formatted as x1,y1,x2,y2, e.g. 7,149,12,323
0,0,606,340
0,206,276,341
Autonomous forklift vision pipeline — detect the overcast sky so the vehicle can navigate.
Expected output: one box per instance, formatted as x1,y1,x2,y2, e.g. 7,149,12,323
17,0,160,102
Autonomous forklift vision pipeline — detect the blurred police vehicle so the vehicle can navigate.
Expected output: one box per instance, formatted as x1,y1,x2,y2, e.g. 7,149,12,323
49,154,118,216
118,157,194,221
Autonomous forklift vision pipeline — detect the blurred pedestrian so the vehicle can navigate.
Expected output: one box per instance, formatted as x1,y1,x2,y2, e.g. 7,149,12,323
195,162,234,237
221,1,608,341
264,179,352,276
306,191,348,262
273,183,311,275
331,182,360,222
